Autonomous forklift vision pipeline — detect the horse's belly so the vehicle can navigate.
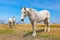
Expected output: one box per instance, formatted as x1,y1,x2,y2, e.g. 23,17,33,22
36,14,46,22
36,18,45,22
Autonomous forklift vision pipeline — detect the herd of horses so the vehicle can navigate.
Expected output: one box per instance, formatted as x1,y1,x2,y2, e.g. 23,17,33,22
8,7,50,37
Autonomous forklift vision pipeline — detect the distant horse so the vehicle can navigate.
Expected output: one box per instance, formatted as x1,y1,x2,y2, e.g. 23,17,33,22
8,17,16,28
21,7,50,37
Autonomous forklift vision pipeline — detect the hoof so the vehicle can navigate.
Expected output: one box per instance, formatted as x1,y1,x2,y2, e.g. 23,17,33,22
32,32,36,37
44,30,47,33
47,30,50,33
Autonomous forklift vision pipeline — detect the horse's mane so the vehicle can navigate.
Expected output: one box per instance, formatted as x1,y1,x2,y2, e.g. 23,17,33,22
21,7,38,12
29,8,38,13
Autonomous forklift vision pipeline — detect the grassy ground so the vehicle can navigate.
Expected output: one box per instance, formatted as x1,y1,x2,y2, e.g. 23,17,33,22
0,24,60,40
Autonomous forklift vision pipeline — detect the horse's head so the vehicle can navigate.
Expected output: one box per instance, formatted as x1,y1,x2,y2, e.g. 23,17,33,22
20,7,33,22
20,7,28,22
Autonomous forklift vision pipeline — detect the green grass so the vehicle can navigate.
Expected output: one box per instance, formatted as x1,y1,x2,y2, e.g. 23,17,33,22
0,29,14,34
37,34,60,40
37,33,60,38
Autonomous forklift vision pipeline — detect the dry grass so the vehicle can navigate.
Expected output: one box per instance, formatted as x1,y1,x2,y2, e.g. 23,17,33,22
0,24,60,39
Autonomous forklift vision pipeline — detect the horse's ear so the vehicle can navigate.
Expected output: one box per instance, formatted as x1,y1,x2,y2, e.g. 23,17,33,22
24,7,26,10
21,7,22,9
29,8,32,11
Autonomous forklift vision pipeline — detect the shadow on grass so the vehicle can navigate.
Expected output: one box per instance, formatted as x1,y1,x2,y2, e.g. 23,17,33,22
23,29,44,37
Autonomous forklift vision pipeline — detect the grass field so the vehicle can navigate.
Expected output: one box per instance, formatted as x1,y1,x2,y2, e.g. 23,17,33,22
0,24,60,40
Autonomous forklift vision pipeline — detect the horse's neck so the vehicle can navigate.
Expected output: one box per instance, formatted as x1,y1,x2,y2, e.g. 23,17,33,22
9,18,15,21
12,18,15,21
27,8,38,20
30,9,38,16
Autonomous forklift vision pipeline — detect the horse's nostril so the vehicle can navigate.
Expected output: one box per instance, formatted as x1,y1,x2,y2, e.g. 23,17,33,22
21,19,24,21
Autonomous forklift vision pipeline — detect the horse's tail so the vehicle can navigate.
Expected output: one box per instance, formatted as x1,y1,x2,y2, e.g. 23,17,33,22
46,11,50,19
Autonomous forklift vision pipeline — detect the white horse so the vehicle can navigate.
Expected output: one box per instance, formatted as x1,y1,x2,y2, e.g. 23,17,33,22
21,7,50,37
8,17,16,28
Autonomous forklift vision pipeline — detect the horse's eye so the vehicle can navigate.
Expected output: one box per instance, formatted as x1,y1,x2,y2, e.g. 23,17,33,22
24,12,25,13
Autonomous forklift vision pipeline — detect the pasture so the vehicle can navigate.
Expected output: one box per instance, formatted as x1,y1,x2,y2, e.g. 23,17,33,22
0,24,60,40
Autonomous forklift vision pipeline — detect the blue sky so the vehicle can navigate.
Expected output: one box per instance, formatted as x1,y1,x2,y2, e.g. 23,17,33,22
0,0,60,24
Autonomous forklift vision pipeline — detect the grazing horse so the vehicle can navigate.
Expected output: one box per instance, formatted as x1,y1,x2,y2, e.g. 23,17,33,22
8,17,16,28
21,7,50,37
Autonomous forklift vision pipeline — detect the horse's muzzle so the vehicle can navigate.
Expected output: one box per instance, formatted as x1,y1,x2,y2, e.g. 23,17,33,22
21,19,24,21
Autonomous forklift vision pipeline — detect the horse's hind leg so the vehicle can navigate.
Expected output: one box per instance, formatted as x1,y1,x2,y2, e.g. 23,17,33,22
44,18,50,33
47,19,50,32
44,20,47,32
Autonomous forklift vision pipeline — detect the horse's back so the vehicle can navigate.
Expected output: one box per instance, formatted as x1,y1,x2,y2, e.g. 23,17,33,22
35,10,50,21
38,10,50,18
38,10,50,14
8,18,14,22
8,18,12,22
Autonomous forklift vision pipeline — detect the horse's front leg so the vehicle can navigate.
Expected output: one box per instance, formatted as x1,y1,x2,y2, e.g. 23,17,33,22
9,22,11,28
13,22,16,28
31,21,36,37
